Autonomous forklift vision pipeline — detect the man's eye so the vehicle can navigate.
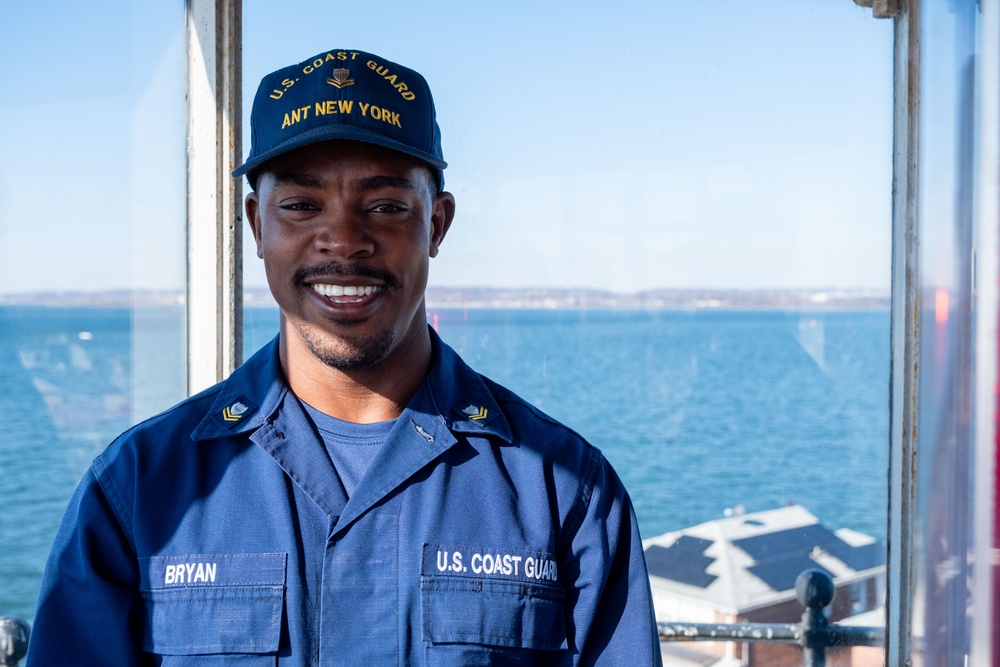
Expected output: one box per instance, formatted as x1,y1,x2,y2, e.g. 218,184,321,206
280,202,317,211
372,203,405,214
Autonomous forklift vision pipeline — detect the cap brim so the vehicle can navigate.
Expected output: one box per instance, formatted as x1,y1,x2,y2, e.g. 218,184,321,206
231,124,447,178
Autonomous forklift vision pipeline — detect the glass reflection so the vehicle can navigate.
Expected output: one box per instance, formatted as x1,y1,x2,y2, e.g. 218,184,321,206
912,0,980,664
0,2,186,621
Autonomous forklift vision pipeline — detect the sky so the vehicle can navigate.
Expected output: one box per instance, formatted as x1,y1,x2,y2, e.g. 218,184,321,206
0,1,894,294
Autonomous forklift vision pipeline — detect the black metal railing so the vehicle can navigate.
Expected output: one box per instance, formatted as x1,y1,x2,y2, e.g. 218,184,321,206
2,570,882,666
658,569,884,667
0,617,29,667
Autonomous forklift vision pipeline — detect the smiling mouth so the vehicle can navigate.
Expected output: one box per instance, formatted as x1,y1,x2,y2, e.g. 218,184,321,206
310,283,384,302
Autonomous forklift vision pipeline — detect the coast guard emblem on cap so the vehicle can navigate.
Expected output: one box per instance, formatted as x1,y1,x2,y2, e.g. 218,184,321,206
327,68,355,89
463,405,488,421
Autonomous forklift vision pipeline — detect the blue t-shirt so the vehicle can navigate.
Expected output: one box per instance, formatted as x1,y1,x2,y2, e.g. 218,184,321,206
300,400,395,497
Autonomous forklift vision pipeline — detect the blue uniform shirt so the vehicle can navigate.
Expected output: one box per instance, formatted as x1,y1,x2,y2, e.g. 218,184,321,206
28,331,662,665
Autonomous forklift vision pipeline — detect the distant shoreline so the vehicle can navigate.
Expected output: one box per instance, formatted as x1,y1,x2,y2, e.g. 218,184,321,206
0,287,890,310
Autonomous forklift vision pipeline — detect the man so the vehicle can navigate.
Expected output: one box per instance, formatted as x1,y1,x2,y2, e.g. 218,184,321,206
28,49,661,665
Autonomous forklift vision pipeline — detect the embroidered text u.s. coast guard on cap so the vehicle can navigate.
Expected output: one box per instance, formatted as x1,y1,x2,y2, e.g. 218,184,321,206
233,48,447,181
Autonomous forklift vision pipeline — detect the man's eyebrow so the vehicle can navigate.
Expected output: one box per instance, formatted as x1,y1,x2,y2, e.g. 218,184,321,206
357,175,416,192
271,173,327,189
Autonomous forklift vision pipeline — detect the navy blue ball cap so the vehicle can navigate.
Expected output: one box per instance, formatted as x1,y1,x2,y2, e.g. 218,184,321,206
233,49,446,179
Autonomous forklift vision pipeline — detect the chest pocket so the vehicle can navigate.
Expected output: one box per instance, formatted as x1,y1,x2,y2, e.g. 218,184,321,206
420,576,567,664
139,553,286,664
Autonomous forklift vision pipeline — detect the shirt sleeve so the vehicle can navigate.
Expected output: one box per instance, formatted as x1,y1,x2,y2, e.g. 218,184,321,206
564,450,662,666
27,466,146,665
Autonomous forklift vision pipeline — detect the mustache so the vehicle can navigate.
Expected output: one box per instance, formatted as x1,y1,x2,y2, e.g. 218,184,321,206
294,262,401,290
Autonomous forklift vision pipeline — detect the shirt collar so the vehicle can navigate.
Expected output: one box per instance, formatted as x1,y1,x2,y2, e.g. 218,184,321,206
191,328,512,445
414,328,512,444
191,336,287,442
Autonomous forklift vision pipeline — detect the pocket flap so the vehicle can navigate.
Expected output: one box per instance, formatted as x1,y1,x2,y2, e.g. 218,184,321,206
139,553,286,655
421,577,567,651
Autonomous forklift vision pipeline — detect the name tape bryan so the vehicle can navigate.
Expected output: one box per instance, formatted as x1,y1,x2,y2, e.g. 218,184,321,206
164,562,216,584
141,553,286,589
422,544,558,584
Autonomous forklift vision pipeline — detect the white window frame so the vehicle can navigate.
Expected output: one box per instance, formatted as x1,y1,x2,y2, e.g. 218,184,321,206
186,0,243,394
886,3,919,663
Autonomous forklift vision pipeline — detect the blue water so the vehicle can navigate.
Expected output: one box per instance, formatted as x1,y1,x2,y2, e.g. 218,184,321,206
2,306,889,622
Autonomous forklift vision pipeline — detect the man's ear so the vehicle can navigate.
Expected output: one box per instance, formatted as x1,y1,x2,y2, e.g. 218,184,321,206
429,191,455,258
245,192,264,259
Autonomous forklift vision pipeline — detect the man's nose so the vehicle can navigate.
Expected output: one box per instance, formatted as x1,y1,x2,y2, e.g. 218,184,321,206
312,209,375,258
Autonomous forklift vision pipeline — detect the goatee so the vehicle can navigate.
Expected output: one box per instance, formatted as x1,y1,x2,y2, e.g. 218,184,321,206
298,324,395,372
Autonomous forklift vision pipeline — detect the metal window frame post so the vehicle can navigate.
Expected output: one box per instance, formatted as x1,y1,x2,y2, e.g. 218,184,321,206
887,0,920,665
185,0,243,395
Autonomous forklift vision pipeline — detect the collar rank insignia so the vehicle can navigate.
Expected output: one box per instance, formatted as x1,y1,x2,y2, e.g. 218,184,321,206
222,401,250,422
462,405,489,421
214,396,257,429
327,68,355,89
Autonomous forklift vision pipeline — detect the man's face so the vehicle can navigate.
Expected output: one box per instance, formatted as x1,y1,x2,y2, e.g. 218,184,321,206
246,140,454,373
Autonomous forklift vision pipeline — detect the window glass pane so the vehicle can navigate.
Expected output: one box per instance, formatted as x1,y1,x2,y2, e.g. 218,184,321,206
0,2,186,622
241,3,892,663
913,0,981,663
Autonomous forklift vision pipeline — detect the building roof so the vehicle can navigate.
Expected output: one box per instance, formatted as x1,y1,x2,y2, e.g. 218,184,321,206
837,606,885,627
644,505,885,615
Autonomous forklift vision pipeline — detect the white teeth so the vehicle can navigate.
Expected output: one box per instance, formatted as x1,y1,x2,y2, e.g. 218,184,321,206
311,284,381,298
